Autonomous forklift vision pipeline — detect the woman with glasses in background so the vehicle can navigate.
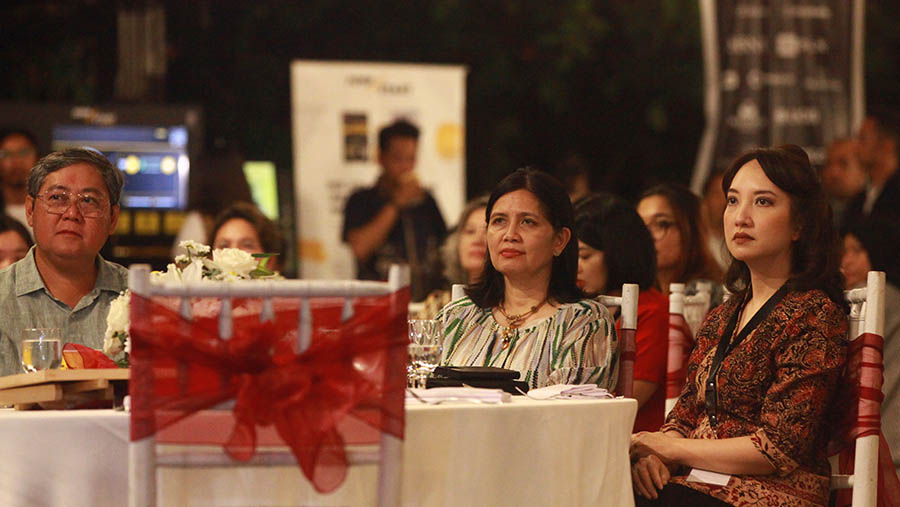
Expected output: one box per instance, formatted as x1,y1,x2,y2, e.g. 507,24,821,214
637,183,724,305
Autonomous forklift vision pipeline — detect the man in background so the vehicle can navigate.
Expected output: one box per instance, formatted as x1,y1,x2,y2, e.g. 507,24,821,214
821,137,867,230
0,148,127,376
0,130,40,232
342,119,446,301
844,116,900,227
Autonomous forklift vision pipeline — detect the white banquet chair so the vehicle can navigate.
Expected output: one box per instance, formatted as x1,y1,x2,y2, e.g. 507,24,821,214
127,264,410,507
831,271,887,507
597,283,638,398
665,282,712,416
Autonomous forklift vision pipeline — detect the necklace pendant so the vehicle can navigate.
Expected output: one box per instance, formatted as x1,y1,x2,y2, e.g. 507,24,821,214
501,328,514,350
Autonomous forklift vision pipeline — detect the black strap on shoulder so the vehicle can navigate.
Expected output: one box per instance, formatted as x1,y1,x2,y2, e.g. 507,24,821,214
704,282,791,426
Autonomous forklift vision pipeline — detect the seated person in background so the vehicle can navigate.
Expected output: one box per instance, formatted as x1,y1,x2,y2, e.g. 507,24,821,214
840,217,900,476
0,129,40,232
437,168,618,389
630,145,848,506
0,148,127,376
0,214,33,269
575,193,668,432
821,137,866,230
700,170,729,271
638,183,724,334
417,196,489,318
210,201,285,273
342,119,446,302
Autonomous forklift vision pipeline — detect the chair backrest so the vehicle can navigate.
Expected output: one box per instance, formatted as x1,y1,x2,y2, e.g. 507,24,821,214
597,284,639,398
128,264,410,507
450,283,466,302
664,282,713,416
831,271,886,507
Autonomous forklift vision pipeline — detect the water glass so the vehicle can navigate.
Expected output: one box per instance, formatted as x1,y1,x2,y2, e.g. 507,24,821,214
408,319,442,388
20,328,62,373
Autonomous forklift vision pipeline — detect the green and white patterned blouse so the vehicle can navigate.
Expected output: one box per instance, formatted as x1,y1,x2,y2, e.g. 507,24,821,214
436,297,619,389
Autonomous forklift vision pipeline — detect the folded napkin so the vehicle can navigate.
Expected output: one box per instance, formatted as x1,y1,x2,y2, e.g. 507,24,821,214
526,384,614,400
406,387,512,403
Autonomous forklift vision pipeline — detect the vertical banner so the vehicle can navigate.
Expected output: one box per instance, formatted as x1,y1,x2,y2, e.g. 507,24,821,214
291,61,466,279
692,0,864,191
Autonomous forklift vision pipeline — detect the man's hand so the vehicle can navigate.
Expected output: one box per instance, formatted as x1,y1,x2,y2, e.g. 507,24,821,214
390,173,425,209
631,454,672,500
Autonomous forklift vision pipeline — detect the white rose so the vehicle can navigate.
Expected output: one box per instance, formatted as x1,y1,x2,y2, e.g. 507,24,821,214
105,291,131,339
103,334,123,356
181,259,205,283
152,263,180,284
180,240,211,257
212,248,258,280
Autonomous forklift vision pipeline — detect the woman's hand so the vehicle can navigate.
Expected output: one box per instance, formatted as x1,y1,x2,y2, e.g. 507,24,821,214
631,454,672,500
630,431,679,465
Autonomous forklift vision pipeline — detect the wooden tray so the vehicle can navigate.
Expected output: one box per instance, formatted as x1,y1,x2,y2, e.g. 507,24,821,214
0,369,129,410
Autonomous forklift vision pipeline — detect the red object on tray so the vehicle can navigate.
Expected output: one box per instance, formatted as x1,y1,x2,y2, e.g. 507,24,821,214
62,343,119,369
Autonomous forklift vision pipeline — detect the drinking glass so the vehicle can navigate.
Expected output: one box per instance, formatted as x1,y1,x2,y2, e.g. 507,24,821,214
408,319,442,388
20,328,62,373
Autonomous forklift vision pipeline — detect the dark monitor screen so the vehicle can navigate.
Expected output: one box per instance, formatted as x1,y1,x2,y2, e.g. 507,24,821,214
51,124,190,209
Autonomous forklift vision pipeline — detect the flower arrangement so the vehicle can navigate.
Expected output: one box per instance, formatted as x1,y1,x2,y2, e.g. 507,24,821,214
102,241,280,366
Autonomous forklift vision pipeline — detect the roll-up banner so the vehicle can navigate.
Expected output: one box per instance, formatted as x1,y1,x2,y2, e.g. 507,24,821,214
692,0,864,192
290,61,467,280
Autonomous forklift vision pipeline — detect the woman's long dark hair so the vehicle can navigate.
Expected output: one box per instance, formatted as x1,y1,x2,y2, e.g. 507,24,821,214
574,193,657,292
722,144,845,306
638,183,722,286
467,168,584,308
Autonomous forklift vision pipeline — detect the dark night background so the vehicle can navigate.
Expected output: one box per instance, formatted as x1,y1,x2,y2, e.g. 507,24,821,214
3,0,900,201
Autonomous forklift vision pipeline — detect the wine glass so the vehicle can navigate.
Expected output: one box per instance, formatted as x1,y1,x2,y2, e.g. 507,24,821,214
407,319,441,388
20,328,62,373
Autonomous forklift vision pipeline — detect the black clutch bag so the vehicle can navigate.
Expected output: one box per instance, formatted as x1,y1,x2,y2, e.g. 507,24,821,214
427,366,529,394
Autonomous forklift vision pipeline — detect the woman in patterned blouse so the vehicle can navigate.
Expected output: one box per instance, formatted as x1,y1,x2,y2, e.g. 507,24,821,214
437,168,618,389
630,145,848,506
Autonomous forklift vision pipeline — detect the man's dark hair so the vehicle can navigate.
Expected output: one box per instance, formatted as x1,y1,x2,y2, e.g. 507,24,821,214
574,193,657,293
378,119,420,152
28,148,124,208
467,167,584,308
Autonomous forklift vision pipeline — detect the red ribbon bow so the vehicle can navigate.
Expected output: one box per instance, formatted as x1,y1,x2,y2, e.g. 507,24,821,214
129,289,409,493
830,332,900,507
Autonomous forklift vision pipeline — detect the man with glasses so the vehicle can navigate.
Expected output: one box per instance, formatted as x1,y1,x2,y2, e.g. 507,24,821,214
0,148,127,376
0,130,40,232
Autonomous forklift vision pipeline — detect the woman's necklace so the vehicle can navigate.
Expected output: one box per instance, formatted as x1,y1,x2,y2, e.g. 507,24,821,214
496,299,547,350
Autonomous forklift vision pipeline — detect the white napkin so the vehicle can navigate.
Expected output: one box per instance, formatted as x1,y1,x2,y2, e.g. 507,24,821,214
406,387,512,403
526,384,614,400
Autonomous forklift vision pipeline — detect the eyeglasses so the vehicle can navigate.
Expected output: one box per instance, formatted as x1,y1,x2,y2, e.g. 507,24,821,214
0,148,35,160
34,191,109,218
645,219,676,240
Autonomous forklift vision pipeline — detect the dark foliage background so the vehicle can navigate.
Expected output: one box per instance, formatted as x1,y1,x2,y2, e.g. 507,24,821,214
2,0,899,202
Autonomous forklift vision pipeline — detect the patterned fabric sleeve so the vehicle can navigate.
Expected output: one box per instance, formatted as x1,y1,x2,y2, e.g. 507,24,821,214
660,301,731,436
751,296,847,476
546,300,619,390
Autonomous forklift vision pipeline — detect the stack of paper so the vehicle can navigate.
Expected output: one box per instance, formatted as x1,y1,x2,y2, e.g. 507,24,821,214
526,384,614,400
406,387,512,404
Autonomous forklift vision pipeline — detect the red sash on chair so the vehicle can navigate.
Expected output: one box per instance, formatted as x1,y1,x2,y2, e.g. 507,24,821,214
128,288,410,493
831,332,900,507
665,312,695,400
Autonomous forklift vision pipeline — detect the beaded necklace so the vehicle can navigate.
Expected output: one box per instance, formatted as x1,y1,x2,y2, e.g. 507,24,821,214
496,299,547,350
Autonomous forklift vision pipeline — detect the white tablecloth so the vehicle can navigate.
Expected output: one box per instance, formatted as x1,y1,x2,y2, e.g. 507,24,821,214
0,397,637,506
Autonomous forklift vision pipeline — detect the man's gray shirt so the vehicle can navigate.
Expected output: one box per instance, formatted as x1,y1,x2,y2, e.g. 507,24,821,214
0,247,128,376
